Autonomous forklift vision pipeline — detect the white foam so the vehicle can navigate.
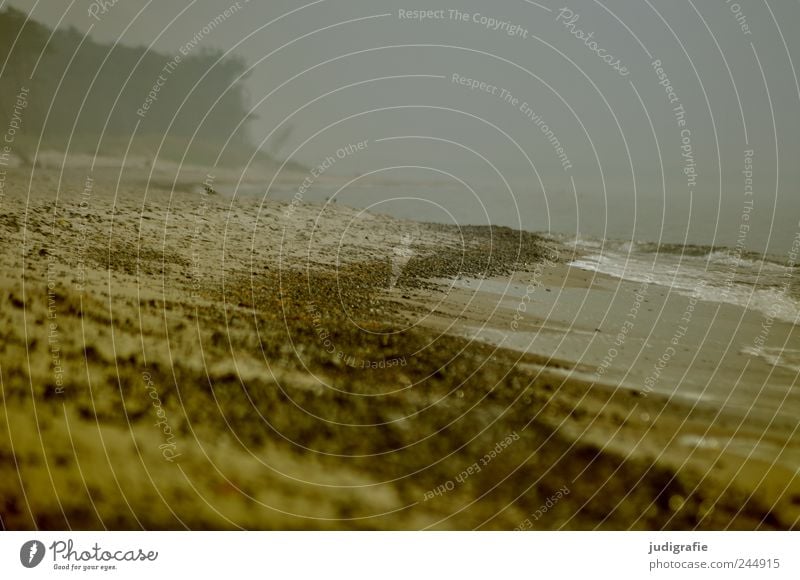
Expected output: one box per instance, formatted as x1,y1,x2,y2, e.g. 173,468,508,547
570,245,800,326
741,346,800,373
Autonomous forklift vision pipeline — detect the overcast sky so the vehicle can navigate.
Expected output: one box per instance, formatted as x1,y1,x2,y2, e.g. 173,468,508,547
5,0,800,251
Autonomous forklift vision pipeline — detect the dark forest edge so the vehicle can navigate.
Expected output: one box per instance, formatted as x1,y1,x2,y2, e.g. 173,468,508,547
0,7,289,168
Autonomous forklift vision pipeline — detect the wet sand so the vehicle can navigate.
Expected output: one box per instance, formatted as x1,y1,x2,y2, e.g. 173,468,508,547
0,165,797,530
420,263,800,526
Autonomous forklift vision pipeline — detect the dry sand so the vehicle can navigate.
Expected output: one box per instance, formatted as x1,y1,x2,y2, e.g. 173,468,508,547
0,165,797,530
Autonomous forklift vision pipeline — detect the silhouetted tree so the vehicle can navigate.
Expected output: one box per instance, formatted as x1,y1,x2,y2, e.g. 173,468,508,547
0,7,255,165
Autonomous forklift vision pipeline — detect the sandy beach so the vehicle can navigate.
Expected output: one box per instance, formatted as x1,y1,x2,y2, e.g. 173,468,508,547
0,164,797,530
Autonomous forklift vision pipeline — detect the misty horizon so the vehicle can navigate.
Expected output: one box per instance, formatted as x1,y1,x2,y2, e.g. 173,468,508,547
3,1,798,253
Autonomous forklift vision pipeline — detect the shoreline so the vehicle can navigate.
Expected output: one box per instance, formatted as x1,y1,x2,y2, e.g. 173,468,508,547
0,167,797,529
416,263,800,519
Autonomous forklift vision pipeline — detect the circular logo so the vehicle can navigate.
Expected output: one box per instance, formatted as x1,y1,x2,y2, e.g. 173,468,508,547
20,540,45,568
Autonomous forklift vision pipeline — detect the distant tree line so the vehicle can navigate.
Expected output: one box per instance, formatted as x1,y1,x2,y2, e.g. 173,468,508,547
0,7,256,165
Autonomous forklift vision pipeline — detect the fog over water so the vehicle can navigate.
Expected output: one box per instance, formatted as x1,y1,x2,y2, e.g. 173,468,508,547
9,0,800,253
